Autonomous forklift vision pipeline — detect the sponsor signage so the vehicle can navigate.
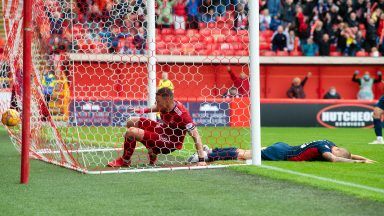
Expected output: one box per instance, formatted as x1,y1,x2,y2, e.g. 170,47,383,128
316,104,374,128
188,102,230,126
70,100,112,126
261,102,375,128
70,100,230,127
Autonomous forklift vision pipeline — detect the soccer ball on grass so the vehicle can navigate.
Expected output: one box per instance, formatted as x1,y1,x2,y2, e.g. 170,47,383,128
1,109,20,127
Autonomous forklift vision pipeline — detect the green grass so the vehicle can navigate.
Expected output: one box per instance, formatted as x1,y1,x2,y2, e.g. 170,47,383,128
1,127,384,215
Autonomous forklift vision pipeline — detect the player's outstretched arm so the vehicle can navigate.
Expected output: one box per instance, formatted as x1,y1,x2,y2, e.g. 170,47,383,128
188,128,207,166
134,104,159,114
322,152,372,163
351,154,376,163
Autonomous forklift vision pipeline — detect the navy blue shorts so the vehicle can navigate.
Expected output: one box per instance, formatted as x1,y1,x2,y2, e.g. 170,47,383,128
261,142,292,161
375,96,384,110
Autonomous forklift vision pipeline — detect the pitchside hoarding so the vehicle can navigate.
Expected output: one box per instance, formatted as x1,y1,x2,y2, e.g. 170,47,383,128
261,102,375,128
70,100,230,127
70,99,375,128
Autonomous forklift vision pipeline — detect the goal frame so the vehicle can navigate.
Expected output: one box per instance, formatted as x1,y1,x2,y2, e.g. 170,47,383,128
19,0,261,182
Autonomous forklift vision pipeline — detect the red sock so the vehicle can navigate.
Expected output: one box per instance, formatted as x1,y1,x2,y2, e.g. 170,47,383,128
122,137,136,161
148,152,158,165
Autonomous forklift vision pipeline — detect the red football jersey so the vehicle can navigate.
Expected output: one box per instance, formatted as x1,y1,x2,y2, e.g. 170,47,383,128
158,101,195,146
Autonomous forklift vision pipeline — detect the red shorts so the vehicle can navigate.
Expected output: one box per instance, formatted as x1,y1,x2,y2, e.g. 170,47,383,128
137,117,182,155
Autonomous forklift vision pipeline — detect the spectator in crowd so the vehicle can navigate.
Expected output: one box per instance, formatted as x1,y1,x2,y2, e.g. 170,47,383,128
286,28,298,52
370,47,380,57
0,61,10,88
186,0,200,29
213,0,230,16
352,70,382,100
268,0,281,17
365,18,378,52
156,0,176,28
174,0,187,30
323,86,341,99
278,0,296,26
119,39,133,54
318,34,331,56
133,28,146,54
227,66,249,96
234,3,248,30
302,38,318,56
260,9,271,31
312,21,325,45
158,72,174,91
202,8,217,23
272,25,287,51
223,87,240,98
286,72,312,99
270,15,282,31
42,70,57,105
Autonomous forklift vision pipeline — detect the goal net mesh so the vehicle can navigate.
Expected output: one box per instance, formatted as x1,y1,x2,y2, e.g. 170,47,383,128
1,0,251,173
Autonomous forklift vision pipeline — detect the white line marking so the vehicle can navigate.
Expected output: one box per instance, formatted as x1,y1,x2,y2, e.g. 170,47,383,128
261,165,384,194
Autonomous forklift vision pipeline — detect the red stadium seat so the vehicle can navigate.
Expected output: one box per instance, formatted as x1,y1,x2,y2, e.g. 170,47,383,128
330,51,342,56
163,35,175,43
206,43,219,51
204,36,215,43
216,35,226,43
262,30,274,38
235,50,249,56
174,29,186,35
263,51,276,56
237,30,248,36
200,28,211,37
195,49,211,56
356,51,367,57
194,42,205,51
190,35,200,43
216,16,226,23
222,50,235,56
212,29,221,35
198,22,207,29
157,49,171,55
225,35,238,43
161,28,174,35
289,51,303,56
157,42,166,49
240,36,249,43
180,35,190,43
220,43,232,50
330,44,337,52
186,29,199,36
208,22,216,28
259,43,270,51
231,43,242,50
276,51,289,56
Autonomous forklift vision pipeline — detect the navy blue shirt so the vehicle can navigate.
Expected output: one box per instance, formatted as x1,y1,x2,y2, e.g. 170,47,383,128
261,140,336,161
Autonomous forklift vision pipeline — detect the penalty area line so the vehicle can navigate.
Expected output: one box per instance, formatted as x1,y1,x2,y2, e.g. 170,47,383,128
260,165,384,194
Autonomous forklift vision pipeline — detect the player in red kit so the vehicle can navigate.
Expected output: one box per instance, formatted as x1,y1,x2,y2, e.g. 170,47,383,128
107,87,207,167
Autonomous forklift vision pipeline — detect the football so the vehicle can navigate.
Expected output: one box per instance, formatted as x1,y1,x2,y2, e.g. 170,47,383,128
1,109,20,127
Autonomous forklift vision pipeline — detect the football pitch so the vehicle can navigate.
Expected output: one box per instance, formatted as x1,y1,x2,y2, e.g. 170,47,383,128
0,126,384,215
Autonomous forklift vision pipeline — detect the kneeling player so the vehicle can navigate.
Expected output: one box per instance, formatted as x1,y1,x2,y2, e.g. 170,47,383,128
108,87,206,167
370,95,384,144
189,140,374,163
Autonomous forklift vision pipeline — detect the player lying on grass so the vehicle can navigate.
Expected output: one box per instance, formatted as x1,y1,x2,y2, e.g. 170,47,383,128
188,140,375,163
108,87,207,167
